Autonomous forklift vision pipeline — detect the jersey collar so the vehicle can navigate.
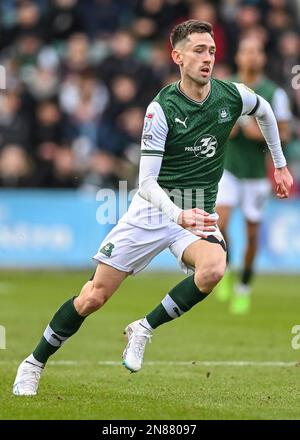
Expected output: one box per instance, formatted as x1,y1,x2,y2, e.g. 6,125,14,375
176,80,212,105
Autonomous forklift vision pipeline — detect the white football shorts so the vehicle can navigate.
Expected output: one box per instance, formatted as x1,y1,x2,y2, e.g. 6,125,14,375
216,170,271,222
93,193,223,275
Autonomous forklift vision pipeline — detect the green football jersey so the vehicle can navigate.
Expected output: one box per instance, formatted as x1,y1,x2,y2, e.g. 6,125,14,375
224,76,279,179
141,79,245,213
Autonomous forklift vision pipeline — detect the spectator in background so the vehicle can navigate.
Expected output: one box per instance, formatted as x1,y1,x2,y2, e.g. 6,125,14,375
148,41,176,85
132,0,175,42
270,31,300,96
61,33,91,75
0,144,33,187
98,29,156,101
0,91,30,150
34,100,62,153
114,105,145,187
14,33,43,75
44,0,83,43
189,1,228,63
103,74,138,124
78,0,126,39
225,2,262,63
265,3,295,54
51,146,79,188
61,70,109,152
0,0,299,194
14,1,45,42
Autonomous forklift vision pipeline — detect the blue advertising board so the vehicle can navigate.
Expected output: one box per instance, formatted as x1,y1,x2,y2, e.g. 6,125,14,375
0,190,110,268
0,190,299,273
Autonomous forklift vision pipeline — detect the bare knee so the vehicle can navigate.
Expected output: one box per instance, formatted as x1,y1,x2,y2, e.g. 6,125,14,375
75,280,113,316
195,266,225,292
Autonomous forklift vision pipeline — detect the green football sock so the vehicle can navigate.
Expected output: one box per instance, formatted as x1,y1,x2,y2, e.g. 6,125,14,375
32,297,85,364
145,275,211,329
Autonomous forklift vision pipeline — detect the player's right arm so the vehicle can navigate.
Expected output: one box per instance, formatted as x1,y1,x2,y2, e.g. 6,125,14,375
138,101,217,235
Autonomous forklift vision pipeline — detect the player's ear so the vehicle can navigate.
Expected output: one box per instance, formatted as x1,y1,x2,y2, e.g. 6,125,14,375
172,49,183,66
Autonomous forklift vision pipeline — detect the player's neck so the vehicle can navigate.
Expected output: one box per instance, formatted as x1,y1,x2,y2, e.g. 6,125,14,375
238,71,263,87
179,78,211,103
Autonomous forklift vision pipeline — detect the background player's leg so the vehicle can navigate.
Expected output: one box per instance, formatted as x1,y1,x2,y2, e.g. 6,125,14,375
215,170,240,302
13,263,128,395
230,220,259,314
122,238,226,372
243,220,259,284
230,178,270,314
215,205,234,302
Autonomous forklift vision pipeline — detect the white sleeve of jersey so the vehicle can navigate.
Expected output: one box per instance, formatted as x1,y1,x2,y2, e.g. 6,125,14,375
271,88,292,121
234,82,287,168
138,155,183,223
141,101,168,154
138,101,183,223
234,82,258,116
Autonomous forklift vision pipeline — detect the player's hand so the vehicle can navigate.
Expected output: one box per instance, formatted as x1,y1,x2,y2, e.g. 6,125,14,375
274,166,293,199
177,208,218,238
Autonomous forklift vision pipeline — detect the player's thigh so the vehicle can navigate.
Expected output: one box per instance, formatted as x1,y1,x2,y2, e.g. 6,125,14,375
92,262,128,295
182,237,227,276
241,179,271,222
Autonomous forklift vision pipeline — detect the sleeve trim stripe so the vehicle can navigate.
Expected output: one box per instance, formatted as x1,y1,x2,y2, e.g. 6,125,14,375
248,96,260,115
141,150,164,156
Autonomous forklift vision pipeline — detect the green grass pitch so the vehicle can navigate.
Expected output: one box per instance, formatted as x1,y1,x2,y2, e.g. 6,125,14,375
0,270,299,420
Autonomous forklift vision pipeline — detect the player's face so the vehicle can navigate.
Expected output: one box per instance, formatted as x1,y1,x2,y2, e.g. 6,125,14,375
172,32,216,86
236,39,266,73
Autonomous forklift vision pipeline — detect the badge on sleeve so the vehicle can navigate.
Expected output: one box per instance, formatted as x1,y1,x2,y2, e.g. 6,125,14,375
143,113,154,133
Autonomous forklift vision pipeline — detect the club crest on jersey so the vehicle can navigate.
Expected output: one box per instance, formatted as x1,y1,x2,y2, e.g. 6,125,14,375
185,134,218,158
100,242,115,257
143,113,154,133
218,107,232,123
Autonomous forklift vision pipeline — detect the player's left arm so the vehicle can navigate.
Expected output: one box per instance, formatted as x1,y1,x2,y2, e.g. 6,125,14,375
234,82,293,199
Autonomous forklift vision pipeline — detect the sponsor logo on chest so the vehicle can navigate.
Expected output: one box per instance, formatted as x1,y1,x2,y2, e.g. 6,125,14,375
185,134,218,158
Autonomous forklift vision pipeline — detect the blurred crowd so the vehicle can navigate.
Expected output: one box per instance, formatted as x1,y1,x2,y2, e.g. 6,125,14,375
0,0,300,193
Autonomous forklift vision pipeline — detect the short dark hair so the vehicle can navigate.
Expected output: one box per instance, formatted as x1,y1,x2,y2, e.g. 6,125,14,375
170,20,214,48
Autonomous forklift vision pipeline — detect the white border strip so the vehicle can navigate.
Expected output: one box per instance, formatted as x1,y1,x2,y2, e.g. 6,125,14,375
1,360,299,367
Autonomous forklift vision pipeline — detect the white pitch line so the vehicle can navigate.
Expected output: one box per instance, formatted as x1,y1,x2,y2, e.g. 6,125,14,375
0,360,299,367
